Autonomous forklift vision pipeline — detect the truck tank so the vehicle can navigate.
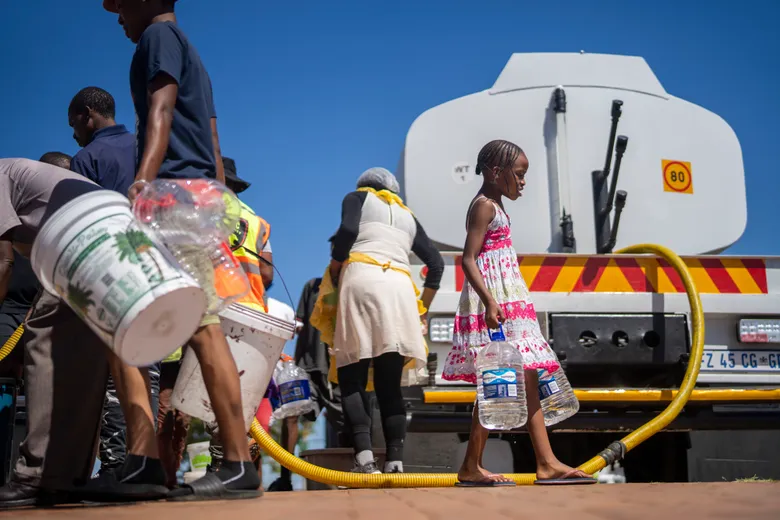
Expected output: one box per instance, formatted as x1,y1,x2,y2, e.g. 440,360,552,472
394,53,780,483
397,52,747,256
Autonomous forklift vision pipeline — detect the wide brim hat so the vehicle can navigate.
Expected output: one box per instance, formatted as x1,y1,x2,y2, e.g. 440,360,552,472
222,157,251,194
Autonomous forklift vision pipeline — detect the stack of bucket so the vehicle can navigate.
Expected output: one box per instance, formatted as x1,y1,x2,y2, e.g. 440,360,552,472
175,298,296,483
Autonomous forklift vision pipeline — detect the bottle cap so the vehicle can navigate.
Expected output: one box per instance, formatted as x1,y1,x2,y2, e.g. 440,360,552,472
489,323,506,342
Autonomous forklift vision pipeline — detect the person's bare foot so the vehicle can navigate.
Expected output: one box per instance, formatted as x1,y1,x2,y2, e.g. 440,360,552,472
457,465,513,484
536,460,591,481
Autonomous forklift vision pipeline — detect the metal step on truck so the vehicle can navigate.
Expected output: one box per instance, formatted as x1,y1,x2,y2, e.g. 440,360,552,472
395,52,780,483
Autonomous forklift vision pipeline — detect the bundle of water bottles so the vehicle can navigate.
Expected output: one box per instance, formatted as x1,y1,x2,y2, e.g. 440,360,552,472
477,325,579,430
270,358,317,420
132,179,249,313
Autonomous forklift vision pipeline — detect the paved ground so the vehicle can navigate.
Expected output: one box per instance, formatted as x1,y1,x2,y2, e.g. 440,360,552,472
2,483,778,520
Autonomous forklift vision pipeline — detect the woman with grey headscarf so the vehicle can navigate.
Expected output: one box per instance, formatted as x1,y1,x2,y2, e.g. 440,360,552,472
329,167,444,474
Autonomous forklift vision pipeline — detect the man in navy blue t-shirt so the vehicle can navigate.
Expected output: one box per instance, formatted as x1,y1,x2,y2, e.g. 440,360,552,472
99,0,257,502
68,87,136,195
113,0,225,188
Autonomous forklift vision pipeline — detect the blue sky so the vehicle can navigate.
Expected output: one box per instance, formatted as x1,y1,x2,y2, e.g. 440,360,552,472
1,0,778,320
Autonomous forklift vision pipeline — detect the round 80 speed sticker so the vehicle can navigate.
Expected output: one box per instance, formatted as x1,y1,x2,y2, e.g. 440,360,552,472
662,160,693,194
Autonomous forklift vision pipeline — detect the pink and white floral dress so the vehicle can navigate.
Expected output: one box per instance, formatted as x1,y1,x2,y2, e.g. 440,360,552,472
442,196,560,383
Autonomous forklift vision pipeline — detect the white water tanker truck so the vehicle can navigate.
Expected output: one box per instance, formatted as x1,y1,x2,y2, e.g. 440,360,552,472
395,52,780,482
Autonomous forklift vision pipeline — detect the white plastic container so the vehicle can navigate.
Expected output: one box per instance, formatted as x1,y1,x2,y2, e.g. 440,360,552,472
186,441,212,471
30,191,207,366
272,359,316,420
538,367,580,427
476,326,528,430
171,299,296,429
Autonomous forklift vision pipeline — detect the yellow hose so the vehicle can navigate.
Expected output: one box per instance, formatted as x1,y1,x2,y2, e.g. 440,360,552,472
0,246,700,486
250,243,704,486
578,243,704,475
0,324,24,362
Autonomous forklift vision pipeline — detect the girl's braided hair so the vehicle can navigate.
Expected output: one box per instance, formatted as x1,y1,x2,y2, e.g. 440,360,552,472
475,140,524,176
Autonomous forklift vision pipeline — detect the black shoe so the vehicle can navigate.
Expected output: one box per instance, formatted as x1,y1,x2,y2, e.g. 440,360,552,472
267,477,293,492
68,457,169,503
0,481,47,509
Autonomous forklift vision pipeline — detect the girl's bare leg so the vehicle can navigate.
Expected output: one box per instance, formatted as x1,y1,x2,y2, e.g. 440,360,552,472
525,369,590,480
457,402,512,483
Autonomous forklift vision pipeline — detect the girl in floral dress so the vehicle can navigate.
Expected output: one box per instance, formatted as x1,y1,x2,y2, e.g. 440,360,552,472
443,140,594,486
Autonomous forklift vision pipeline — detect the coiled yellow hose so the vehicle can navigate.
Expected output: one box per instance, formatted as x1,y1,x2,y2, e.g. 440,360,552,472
0,324,24,362
249,243,704,487
0,245,702,487
578,243,704,475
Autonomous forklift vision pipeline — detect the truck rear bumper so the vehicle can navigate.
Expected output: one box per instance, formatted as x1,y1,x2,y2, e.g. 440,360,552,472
422,387,780,405
404,387,780,433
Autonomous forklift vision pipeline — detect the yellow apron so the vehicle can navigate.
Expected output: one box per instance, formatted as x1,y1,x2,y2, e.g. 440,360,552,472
310,253,428,392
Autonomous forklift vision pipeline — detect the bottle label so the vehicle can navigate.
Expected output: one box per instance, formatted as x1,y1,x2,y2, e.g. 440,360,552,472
538,377,560,399
279,379,311,405
482,368,518,399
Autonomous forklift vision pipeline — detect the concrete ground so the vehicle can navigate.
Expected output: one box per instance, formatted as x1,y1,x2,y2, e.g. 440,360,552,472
2,483,778,520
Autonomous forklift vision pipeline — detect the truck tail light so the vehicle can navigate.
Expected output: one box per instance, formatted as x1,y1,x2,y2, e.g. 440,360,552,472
429,317,454,343
738,319,780,344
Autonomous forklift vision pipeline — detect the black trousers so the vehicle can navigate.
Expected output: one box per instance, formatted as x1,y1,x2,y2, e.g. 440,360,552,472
337,353,406,462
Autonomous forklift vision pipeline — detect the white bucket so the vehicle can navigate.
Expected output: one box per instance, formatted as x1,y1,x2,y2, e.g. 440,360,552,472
30,190,207,366
186,440,212,471
170,299,296,430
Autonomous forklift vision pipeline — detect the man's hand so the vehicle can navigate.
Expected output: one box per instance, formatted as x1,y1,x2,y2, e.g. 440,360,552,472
127,180,149,204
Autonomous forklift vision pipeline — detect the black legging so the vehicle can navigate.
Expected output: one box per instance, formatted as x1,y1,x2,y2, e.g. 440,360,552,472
337,352,406,462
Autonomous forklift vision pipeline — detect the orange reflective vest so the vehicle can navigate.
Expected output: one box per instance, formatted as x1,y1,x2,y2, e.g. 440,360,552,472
229,201,270,312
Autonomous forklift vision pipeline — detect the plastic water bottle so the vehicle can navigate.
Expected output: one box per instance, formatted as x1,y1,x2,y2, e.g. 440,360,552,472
165,237,250,313
133,179,249,312
133,178,242,240
273,360,316,420
476,325,527,430
537,367,579,427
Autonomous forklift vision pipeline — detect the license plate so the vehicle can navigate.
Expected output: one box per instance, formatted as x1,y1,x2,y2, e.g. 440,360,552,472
700,350,780,371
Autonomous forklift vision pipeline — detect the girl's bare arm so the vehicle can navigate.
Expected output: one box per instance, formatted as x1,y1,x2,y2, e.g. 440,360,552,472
462,198,496,308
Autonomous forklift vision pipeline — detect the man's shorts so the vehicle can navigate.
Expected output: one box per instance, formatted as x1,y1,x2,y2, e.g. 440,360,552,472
174,245,220,328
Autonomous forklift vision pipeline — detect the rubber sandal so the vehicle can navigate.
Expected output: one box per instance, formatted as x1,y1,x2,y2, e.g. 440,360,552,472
534,469,597,485
167,473,262,502
455,480,516,487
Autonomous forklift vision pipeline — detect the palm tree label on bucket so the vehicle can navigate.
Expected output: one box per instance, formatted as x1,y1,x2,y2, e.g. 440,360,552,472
53,213,188,345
